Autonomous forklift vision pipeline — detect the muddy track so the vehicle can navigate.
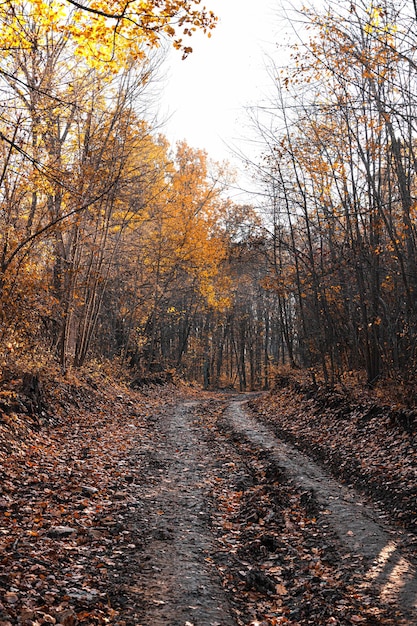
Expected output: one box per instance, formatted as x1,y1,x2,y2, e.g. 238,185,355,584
224,398,417,618
109,393,417,625
116,400,238,625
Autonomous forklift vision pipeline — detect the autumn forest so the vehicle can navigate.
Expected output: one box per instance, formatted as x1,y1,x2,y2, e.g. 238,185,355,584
1,2,417,625
0,0,415,393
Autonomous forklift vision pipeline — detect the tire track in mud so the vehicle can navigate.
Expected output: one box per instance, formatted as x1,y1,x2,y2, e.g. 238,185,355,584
224,397,417,620
129,400,237,626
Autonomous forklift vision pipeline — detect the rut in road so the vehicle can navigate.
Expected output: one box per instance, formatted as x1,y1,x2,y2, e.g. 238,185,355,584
131,400,237,626
224,397,417,620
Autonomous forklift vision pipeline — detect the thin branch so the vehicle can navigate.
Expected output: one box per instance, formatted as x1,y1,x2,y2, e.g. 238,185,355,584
3,179,120,271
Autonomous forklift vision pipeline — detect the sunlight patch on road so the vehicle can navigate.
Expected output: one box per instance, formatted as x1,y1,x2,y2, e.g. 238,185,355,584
365,541,398,581
364,541,417,609
379,556,413,603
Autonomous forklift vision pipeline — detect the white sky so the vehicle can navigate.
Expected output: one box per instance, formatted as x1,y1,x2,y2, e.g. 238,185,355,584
160,0,284,170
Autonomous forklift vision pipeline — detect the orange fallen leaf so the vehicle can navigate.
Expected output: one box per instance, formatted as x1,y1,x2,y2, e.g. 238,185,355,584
275,583,287,595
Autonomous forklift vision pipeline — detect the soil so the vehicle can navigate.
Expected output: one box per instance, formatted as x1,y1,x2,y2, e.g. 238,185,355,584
1,381,416,625
113,400,236,625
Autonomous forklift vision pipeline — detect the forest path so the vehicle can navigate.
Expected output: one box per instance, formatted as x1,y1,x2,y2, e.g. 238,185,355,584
4,383,416,624
117,392,417,625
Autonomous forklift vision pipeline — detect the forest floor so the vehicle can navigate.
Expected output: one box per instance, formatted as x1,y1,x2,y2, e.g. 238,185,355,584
0,369,416,625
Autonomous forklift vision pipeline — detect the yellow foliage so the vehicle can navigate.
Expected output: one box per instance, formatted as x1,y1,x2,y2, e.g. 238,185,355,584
0,0,217,72
127,141,233,311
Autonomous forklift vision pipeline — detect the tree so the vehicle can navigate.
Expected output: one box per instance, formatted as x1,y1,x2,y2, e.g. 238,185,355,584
0,0,217,304
63,0,217,60
112,142,233,373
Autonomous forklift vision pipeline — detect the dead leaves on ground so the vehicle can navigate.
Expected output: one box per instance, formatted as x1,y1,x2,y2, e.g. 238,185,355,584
0,375,415,626
0,374,169,625
249,380,417,539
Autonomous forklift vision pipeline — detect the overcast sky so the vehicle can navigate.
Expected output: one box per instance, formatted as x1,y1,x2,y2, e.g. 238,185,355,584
160,0,284,168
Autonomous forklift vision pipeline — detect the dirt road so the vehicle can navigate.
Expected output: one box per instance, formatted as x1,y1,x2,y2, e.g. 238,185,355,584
111,394,417,625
